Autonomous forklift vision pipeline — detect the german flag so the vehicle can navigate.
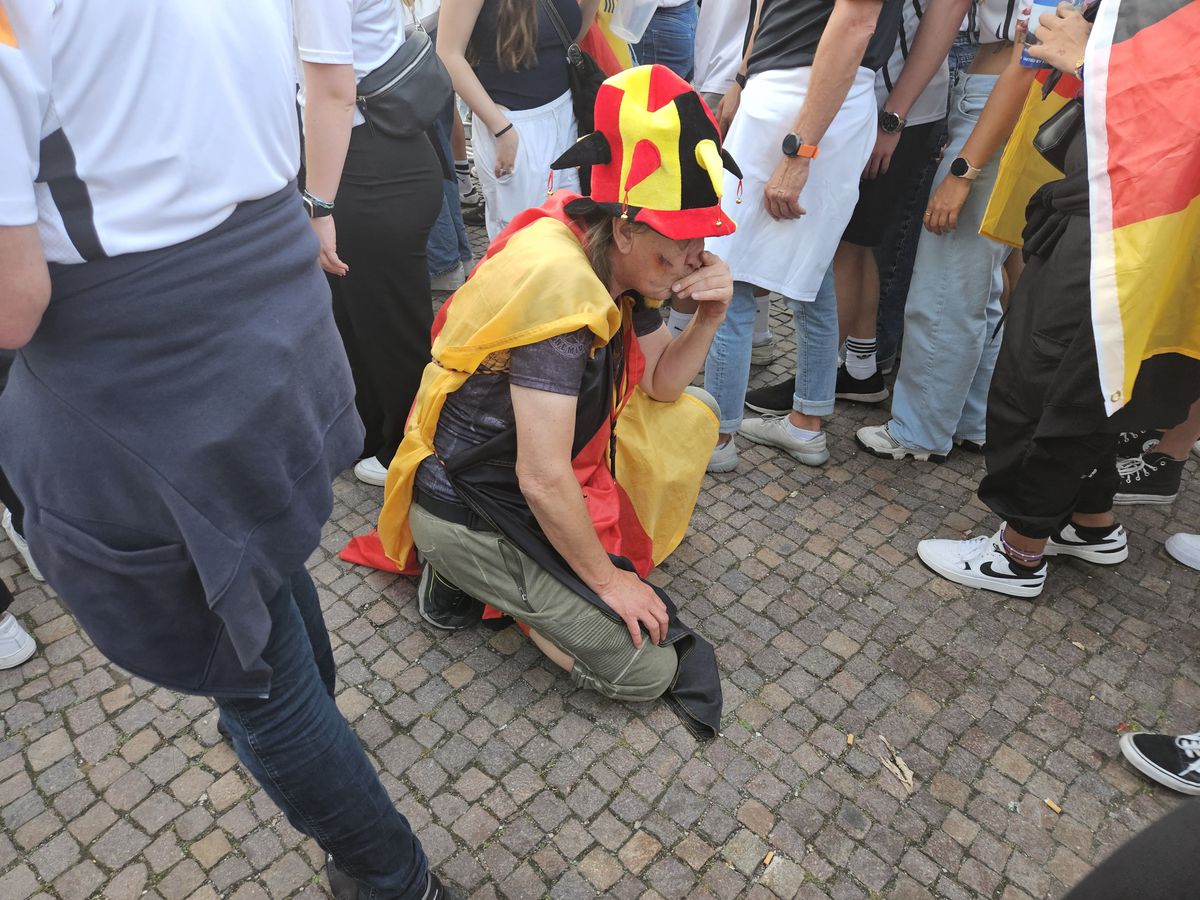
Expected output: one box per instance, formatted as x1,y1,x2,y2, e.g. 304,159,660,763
580,6,636,77
1087,0,1200,414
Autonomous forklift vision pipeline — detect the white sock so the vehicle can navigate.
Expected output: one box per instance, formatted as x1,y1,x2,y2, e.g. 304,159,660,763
783,418,821,441
844,335,877,380
753,295,771,344
667,308,693,337
454,158,470,173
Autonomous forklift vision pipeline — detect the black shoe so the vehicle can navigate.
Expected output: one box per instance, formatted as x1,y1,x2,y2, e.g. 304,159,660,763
1113,451,1184,505
328,856,456,900
461,204,485,227
1119,731,1200,795
834,365,889,404
1115,428,1162,458
417,564,483,630
953,438,986,454
744,379,793,416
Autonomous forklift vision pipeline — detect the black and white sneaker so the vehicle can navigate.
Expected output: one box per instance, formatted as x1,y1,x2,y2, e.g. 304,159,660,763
744,379,793,416
834,365,889,404
417,564,483,631
1113,452,1184,504
1119,731,1200,796
1115,429,1162,458
917,531,1047,598
1044,521,1129,564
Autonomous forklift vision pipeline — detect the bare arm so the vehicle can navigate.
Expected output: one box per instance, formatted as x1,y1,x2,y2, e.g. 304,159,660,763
512,385,669,647
301,61,357,275
437,0,509,137
765,0,883,220
0,224,50,349
925,39,1037,233
578,0,601,39
716,0,763,133
638,251,733,401
882,0,971,120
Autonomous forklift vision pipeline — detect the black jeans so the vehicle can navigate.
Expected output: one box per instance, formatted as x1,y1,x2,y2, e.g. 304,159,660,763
329,126,443,467
0,468,21,616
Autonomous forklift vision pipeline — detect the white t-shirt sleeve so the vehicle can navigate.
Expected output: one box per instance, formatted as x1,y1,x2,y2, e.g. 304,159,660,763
0,6,48,226
295,0,355,65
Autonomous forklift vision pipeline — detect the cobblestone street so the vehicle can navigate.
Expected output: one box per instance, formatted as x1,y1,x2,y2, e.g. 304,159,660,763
3,230,1199,899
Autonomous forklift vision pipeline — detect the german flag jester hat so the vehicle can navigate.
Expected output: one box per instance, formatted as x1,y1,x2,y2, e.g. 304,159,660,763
551,65,742,240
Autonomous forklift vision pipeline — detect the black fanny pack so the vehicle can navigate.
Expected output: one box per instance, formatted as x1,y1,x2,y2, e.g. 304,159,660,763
355,27,453,138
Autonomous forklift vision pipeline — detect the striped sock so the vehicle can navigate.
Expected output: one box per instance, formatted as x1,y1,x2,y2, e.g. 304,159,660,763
844,336,877,380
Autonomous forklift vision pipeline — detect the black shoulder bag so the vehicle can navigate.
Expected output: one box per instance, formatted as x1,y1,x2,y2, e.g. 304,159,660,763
355,5,453,139
537,0,606,142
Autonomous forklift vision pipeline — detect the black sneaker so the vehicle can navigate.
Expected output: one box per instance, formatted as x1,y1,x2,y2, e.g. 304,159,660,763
328,855,456,900
1115,429,1162,458
744,379,793,416
1113,451,1184,504
417,564,484,630
834,365,889,404
461,204,485,227
1119,731,1200,795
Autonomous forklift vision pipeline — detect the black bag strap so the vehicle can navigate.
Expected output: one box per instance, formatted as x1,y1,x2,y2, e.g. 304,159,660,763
536,0,577,56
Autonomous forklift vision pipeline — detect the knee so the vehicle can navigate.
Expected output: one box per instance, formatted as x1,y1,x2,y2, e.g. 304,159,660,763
574,642,677,703
683,385,720,420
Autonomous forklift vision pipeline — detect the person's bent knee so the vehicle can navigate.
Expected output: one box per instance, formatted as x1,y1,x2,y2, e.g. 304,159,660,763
683,385,720,420
571,641,677,703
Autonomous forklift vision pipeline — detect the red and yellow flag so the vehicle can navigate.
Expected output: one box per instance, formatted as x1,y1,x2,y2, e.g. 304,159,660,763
580,7,636,77
1086,0,1200,414
0,2,19,48
980,70,1081,248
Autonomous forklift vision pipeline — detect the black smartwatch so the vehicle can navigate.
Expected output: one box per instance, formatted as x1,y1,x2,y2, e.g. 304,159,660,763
302,190,335,219
781,132,819,159
878,110,906,134
734,72,747,89
948,156,982,181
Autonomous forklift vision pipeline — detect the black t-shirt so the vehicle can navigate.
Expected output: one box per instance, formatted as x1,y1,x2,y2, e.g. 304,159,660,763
471,0,582,110
747,0,903,78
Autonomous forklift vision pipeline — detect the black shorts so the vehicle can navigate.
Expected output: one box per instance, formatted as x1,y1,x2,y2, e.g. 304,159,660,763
842,121,941,248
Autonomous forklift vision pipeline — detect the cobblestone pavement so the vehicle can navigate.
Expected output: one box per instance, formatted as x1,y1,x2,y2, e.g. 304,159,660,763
3,221,1199,899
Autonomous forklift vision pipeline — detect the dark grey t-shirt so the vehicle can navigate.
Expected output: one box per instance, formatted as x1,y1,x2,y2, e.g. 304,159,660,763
747,0,903,78
415,307,664,505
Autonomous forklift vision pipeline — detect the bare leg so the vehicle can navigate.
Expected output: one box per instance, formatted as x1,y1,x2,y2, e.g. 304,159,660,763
528,628,574,672
450,110,468,162
834,242,879,343
1155,397,1200,459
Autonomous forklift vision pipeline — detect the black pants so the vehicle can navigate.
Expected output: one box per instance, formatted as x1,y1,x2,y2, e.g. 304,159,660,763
977,211,1119,539
329,126,443,466
1061,800,1200,899
0,351,17,615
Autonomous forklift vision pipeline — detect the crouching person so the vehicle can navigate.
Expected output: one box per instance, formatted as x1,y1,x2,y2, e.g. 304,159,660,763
379,66,741,736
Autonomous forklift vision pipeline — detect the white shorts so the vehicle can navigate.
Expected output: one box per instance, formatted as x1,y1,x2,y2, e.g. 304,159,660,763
706,66,877,300
472,89,582,240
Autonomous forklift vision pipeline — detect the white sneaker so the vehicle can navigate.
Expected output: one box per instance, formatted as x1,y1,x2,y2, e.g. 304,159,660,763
739,416,829,466
855,422,948,463
750,335,776,367
1044,521,1128,565
353,457,389,487
1166,533,1200,571
917,531,1047,598
0,612,36,670
707,437,739,473
2,509,43,582
430,262,465,293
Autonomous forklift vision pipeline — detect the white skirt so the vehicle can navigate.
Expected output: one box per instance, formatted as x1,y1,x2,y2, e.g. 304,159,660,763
472,89,582,240
706,66,877,300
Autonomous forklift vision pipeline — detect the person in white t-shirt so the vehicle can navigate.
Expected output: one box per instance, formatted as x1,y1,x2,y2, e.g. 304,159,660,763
0,2,449,896
692,0,753,110
295,0,445,489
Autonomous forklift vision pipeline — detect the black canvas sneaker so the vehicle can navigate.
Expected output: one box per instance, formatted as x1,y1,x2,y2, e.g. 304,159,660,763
1115,429,1162,458
417,564,484,630
1119,731,1200,795
834,364,889,404
1044,521,1129,564
744,379,793,416
1113,452,1184,504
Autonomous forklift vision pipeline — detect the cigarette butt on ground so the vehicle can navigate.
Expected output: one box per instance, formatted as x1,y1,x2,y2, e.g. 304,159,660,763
847,733,855,747
1044,798,1062,814
763,851,775,867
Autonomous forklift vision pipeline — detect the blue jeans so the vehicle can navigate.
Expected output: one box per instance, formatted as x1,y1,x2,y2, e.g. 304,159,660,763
888,73,1007,455
426,100,473,277
633,2,698,81
216,571,428,898
706,277,839,431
